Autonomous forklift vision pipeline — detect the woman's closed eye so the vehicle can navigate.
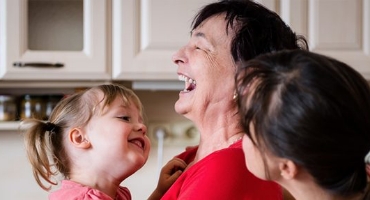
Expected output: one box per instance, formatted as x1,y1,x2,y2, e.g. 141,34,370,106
195,45,210,53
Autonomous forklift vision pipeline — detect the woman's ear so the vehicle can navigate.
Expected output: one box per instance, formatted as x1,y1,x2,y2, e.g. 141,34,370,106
279,159,298,180
69,128,91,149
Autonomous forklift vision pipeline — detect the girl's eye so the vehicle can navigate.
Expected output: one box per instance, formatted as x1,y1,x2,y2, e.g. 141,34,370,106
118,116,130,121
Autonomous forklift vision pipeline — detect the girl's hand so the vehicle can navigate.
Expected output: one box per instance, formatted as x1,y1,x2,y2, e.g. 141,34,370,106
148,158,187,200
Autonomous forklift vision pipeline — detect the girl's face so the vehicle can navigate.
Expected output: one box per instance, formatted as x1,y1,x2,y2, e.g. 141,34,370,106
86,94,150,180
242,125,281,181
242,130,267,180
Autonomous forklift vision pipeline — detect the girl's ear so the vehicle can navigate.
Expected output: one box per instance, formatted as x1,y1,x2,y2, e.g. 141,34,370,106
69,128,91,149
279,159,298,180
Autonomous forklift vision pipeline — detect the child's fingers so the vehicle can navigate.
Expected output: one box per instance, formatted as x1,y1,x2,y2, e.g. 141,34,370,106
161,161,177,174
166,170,183,184
161,158,187,174
169,158,187,170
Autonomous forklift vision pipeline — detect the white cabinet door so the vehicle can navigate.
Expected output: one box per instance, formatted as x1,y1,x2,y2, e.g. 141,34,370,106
0,0,109,81
263,0,370,79
112,0,214,81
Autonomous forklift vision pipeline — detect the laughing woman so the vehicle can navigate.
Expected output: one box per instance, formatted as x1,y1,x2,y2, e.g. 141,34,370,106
161,0,308,199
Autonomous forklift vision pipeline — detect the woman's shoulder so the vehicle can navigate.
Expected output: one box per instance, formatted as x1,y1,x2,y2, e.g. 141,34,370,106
205,143,245,166
204,139,244,161
175,145,199,164
175,142,244,166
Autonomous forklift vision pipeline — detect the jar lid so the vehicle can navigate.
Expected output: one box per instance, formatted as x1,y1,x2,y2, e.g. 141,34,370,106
22,94,43,99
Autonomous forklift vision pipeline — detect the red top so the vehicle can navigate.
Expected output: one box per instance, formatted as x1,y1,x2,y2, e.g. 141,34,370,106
161,140,283,200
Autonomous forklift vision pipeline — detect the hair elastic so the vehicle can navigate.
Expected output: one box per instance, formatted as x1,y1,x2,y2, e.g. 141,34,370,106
45,122,57,133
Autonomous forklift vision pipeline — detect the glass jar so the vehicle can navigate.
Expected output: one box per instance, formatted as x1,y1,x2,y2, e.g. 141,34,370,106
20,95,46,120
0,95,17,121
44,95,64,120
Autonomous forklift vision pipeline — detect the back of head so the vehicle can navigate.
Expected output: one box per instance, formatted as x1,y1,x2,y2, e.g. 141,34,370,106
236,49,370,198
192,0,308,63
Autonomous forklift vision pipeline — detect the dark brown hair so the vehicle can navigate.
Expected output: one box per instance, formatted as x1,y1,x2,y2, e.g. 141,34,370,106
236,49,370,199
192,0,308,63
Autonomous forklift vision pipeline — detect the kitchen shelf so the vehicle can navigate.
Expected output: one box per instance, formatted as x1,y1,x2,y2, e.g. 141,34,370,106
0,121,21,131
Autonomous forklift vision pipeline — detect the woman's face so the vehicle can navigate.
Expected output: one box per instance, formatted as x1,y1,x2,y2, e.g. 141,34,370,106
172,14,236,119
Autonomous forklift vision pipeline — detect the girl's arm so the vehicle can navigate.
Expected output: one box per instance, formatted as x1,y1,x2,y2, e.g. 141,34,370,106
148,158,187,200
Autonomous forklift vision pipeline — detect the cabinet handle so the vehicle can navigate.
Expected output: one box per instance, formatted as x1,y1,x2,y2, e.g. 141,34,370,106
13,62,64,68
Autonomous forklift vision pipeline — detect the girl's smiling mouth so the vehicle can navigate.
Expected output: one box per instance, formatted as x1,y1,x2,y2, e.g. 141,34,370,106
128,138,146,150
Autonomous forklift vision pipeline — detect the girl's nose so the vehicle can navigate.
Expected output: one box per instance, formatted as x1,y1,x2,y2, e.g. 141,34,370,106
135,123,147,135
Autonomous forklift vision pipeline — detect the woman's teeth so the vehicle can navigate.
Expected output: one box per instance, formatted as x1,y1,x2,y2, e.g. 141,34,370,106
179,75,196,84
179,75,196,92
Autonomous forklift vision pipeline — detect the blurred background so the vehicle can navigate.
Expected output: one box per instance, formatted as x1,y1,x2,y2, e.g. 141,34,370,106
1,0,369,199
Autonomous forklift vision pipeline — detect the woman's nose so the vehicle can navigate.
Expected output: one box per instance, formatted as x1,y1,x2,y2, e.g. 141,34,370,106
172,46,187,65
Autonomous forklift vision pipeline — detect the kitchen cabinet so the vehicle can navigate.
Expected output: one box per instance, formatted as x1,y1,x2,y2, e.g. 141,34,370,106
0,0,109,81
1,0,368,82
111,0,214,81
258,0,370,79
112,0,370,81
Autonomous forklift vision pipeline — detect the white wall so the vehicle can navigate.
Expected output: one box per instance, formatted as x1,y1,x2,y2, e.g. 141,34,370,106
0,132,49,199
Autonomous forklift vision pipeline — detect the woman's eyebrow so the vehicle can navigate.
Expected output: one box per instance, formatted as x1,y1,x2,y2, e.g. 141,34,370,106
191,30,206,39
191,31,214,47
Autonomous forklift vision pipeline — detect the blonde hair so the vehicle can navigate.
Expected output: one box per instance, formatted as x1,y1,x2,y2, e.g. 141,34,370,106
21,84,144,191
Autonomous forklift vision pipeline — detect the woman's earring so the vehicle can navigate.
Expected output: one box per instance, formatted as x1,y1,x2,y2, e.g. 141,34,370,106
233,90,238,100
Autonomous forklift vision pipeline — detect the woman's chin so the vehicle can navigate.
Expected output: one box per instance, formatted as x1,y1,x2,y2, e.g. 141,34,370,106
174,100,190,115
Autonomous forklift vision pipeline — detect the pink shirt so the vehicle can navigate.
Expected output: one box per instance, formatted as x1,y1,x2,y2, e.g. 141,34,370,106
49,180,131,200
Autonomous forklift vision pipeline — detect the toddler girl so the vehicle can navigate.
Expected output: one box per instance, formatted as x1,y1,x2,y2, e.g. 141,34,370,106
22,84,186,200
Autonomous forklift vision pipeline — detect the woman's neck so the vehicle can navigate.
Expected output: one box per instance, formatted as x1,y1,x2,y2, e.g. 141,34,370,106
194,126,244,162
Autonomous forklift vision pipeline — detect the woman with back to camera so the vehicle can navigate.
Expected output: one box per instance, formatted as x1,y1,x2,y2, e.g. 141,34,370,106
160,0,308,199
236,49,370,200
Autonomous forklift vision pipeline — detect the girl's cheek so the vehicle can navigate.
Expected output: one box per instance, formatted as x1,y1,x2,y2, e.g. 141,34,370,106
242,134,254,151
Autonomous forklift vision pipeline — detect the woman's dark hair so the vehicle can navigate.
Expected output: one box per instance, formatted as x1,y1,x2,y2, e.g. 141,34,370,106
236,49,370,199
192,0,308,63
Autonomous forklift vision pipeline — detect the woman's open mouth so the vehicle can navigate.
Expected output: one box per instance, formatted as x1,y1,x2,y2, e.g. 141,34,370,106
179,74,196,92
